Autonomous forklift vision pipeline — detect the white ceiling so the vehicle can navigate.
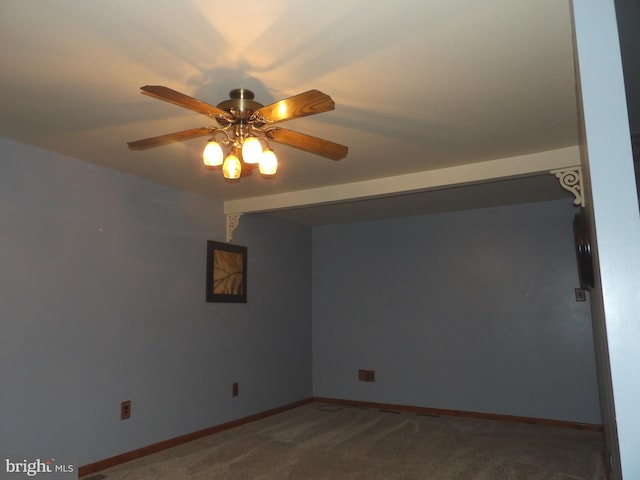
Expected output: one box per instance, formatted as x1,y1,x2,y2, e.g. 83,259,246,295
1,0,633,225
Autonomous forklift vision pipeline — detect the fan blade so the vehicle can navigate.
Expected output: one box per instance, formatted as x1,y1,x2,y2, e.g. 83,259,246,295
253,90,335,124
140,85,233,122
128,127,211,150
266,127,348,160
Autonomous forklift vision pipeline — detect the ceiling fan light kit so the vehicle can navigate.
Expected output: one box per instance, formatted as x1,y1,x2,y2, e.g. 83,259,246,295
241,136,263,165
202,139,223,167
259,149,278,176
222,152,242,180
128,85,348,181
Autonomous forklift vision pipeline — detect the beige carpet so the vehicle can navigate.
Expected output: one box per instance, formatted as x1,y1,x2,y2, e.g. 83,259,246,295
82,402,607,479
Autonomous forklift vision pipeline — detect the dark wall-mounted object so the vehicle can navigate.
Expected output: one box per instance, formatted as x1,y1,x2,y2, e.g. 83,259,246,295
632,133,640,201
206,240,247,303
573,208,595,289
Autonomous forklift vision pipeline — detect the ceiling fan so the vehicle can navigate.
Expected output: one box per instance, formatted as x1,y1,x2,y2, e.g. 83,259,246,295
127,85,348,180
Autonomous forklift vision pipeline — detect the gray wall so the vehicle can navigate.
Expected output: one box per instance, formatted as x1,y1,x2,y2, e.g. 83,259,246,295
312,199,601,424
0,134,604,468
0,137,312,465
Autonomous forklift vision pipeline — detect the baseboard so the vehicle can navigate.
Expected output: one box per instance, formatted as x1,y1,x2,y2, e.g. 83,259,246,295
78,398,313,477
312,397,604,432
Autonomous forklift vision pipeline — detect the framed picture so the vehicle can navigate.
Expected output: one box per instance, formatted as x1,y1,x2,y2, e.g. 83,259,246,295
205,240,247,303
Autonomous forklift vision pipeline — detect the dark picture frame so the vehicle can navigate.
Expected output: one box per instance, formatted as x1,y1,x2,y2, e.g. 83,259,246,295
573,208,595,289
205,240,247,303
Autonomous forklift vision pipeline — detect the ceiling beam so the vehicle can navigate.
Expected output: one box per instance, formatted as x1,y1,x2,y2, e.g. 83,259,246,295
224,146,580,215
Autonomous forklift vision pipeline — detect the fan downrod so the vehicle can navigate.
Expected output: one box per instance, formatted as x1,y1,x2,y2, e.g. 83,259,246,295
229,88,254,100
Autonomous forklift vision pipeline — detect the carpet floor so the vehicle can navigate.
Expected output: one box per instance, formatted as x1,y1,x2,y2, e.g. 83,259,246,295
82,402,607,479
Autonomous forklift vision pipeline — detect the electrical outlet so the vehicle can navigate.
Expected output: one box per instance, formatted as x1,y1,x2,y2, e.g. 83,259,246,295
358,369,375,382
120,400,131,420
232,382,239,397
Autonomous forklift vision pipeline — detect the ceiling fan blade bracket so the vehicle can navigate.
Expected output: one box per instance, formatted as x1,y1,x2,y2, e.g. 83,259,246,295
214,113,235,126
249,112,268,125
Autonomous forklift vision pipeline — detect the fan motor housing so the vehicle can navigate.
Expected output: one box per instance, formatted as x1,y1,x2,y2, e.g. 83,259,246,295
216,88,263,123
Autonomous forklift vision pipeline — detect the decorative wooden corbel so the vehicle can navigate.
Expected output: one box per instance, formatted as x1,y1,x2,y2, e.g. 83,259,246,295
226,213,242,242
550,166,585,207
